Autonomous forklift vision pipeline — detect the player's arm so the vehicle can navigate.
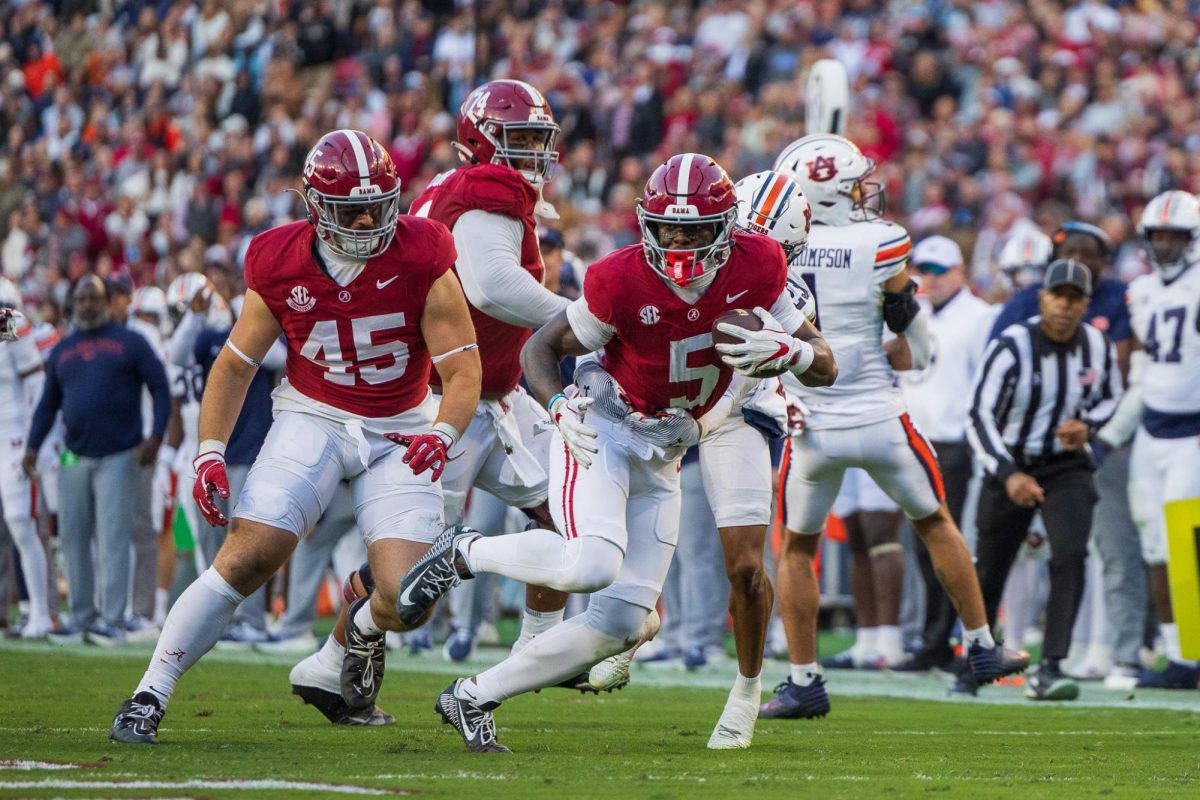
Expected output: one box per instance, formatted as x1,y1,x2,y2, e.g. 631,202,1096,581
453,210,570,327
420,270,482,438
522,304,606,467
1095,335,1144,453
382,270,482,483
191,289,282,526
881,270,931,370
714,291,837,387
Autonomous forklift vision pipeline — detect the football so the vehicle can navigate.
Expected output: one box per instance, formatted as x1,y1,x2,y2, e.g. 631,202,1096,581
711,309,788,377
711,308,762,346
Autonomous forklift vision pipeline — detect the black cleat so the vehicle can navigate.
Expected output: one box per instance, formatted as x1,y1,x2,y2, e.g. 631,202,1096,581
435,680,510,753
109,691,165,744
291,684,395,725
967,641,1029,686
759,676,831,719
1025,663,1080,701
395,526,479,627
341,596,386,711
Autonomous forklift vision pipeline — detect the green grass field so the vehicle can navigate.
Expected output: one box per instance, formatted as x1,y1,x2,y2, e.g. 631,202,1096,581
1,643,1197,799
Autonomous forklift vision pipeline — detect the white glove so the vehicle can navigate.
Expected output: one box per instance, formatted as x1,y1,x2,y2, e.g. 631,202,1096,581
625,407,701,449
550,394,599,468
153,445,177,502
0,309,25,342
715,307,815,377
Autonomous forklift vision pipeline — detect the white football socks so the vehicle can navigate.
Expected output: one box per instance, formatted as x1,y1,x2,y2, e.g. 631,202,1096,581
153,587,169,626
316,633,345,674
462,530,621,593
512,607,565,653
352,597,383,636
1161,623,1198,667
789,662,819,686
854,626,877,663
876,625,905,665
136,567,244,705
963,624,997,650
731,671,762,699
7,516,50,631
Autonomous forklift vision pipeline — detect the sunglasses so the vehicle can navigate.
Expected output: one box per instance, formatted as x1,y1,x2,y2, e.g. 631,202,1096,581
913,262,951,275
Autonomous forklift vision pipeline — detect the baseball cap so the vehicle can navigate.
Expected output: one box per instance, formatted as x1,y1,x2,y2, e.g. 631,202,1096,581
1052,221,1110,254
910,235,963,275
1042,258,1092,296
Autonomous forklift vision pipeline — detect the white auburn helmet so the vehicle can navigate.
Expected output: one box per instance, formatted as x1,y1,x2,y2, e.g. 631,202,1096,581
166,273,208,320
131,286,168,319
998,226,1053,291
734,171,811,264
1137,190,1200,282
773,134,883,226
0,277,21,309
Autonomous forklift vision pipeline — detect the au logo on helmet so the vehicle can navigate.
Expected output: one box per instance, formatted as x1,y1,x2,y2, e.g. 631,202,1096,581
287,285,316,313
806,156,838,182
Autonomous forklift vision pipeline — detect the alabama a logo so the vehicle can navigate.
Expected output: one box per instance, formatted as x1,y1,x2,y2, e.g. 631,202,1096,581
287,285,316,313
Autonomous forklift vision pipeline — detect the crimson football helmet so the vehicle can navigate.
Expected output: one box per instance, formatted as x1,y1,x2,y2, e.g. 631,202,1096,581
302,129,401,259
455,79,560,185
637,153,737,289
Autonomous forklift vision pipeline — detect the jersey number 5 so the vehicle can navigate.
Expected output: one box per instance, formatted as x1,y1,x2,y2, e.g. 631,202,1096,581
300,313,410,385
669,333,720,410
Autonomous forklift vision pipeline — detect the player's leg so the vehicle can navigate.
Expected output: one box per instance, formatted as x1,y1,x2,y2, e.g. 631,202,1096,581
439,452,675,752
1140,432,1200,687
466,391,570,651
699,416,774,681
761,431,841,720
869,414,1024,685
856,477,905,666
906,440,973,669
0,439,51,637
111,412,344,743
395,424,631,626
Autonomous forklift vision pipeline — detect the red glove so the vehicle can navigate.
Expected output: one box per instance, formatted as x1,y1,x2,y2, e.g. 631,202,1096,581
385,428,454,482
193,450,230,527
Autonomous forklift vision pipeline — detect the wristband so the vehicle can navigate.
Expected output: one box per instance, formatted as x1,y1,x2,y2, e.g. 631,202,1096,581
786,338,816,375
432,421,461,446
198,439,226,458
547,392,567,412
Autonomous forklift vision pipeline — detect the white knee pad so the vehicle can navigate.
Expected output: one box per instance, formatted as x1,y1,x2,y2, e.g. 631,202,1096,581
584,594,652,647
557,537,624,594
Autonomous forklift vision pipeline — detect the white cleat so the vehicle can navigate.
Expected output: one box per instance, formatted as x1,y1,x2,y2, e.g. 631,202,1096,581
587,609,661,692
707,693,759,750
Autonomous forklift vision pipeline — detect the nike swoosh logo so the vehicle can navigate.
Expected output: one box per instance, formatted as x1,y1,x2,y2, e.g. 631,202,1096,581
376,276,398,289
726,290,750,303
397,579,421,609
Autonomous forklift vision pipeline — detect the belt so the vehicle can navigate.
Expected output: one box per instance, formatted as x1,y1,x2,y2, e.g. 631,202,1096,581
1014,451,1085,471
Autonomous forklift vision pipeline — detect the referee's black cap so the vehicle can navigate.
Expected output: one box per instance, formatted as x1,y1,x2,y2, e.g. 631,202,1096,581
1043,259,1092,296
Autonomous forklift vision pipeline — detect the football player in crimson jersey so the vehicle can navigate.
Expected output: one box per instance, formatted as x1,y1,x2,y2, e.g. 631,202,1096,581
392,153,836,752
110,129,483,745
287,80,586,718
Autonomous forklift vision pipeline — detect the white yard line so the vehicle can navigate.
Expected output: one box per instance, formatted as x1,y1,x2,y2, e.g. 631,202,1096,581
0,779,409,794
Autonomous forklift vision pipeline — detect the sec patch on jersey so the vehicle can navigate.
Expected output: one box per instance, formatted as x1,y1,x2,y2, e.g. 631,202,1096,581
712,309,788,378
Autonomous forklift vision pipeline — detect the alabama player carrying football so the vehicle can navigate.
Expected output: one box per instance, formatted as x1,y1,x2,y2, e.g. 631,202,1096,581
762,134,1027,720
109,129,483,744
1122,191,1200,688
392,153,836,752
575,169,817,748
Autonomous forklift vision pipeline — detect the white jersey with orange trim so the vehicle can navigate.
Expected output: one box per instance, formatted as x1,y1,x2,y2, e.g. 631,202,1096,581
0,319,40,436
781,219,912,429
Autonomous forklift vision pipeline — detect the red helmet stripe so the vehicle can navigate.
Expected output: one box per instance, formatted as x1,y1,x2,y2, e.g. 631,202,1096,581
675,153,696,204
340,129,373,189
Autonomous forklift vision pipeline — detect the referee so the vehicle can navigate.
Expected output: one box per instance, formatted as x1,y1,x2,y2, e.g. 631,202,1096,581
967,260,1123,701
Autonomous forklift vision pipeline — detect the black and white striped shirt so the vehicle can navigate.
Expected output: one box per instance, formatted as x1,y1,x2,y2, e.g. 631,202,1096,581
967,317,1123,480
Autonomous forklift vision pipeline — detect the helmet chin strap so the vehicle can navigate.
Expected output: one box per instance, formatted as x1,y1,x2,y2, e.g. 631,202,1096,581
534,183,559,220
